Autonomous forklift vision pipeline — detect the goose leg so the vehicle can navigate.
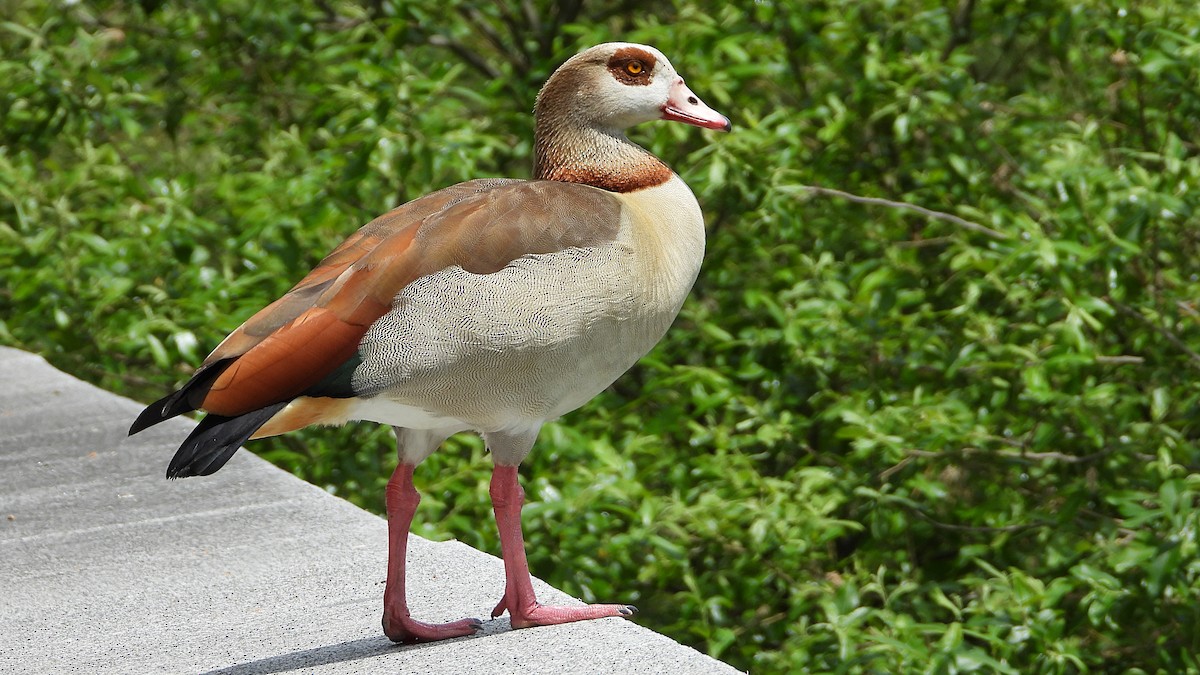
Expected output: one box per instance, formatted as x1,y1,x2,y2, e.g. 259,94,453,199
488,464,636,628
382,461,482,642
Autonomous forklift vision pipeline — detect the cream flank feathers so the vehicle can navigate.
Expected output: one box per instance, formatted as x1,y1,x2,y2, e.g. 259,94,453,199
130,42,729,643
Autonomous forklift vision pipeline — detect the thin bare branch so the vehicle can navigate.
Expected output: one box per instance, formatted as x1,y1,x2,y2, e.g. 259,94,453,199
426,34,501,80
894,236,955,249
1095,355,1145,365
905,445,1117,465
878,455,915,482
461,5,529,74
493,2,529,63
910,508,1049,534
794,184,1010,239
1112,299,1200,370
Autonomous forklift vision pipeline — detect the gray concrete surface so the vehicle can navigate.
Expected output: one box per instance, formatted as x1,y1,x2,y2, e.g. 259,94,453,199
0,347,741,674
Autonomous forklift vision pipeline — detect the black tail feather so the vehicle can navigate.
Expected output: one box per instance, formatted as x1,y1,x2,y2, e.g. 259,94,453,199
128,390,185,436
128,360,232,436
166,402,289,479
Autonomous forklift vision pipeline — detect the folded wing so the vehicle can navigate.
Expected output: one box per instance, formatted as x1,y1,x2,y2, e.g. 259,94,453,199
129,178,623,436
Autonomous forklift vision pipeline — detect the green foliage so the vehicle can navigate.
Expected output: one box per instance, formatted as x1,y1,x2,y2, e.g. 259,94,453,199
4,1,1200,672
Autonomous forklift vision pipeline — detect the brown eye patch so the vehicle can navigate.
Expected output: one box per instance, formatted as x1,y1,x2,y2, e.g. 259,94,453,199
606,46,656,85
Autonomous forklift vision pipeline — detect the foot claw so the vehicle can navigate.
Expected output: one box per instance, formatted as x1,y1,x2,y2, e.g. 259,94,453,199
383,615,482,644
505,602,634,629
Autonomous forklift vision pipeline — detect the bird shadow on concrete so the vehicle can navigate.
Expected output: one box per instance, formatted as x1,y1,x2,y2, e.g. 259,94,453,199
199,619,512,675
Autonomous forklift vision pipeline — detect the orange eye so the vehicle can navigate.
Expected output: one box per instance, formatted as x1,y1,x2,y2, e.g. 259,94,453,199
626,61,644,75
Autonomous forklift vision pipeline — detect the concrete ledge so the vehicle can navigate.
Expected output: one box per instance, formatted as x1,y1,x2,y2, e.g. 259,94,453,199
0,347,741,674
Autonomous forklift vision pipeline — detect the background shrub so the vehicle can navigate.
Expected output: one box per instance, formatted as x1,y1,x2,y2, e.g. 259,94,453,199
3,1,1199,671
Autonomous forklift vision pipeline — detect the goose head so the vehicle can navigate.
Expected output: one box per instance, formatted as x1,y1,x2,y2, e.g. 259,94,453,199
534,42,729,189
536,42,730,133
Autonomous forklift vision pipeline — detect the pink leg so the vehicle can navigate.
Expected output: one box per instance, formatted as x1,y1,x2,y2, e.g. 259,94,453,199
383,463,481,643
489,465,636,629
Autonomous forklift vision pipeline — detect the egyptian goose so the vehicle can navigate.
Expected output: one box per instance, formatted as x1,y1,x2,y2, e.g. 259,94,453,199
130,42,729,643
